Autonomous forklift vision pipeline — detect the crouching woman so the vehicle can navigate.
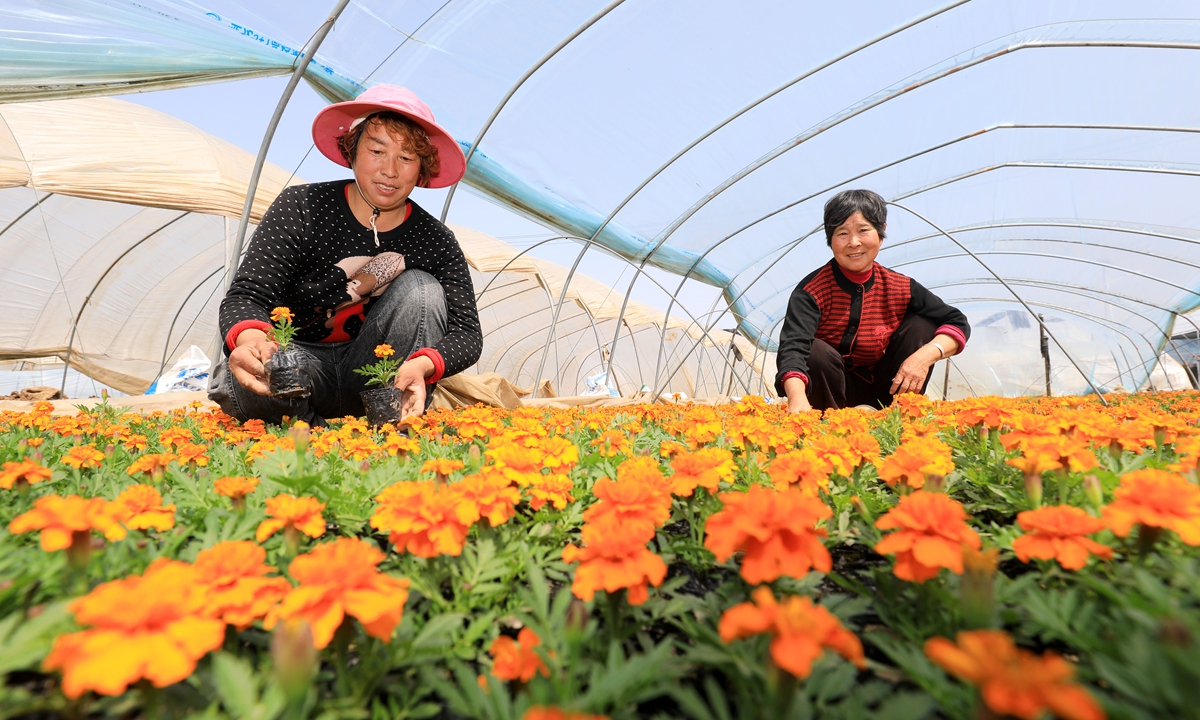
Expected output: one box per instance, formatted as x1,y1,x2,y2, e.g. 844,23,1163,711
209,85,482,425
774,189,970,412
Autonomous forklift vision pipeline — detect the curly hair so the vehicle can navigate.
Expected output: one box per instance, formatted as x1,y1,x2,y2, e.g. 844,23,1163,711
335,111,442,187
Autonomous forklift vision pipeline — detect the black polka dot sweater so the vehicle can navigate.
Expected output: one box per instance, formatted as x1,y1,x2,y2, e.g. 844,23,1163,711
218,180,482,382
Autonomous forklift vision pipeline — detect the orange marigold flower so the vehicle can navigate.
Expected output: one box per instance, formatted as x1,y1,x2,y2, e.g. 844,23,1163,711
214,475,260,499
371,481,473,557
659,440,687,458
806,435,858,476
123,434,148,451
877,435,955,490
584,468,673,541
1013,505,1113,570
925,630,1105,720
521,708,609,720
1102,469,1200,545
487,440,545,486
373,343,395,358
874,491,981,582
9,494,127,550
175,442,210,467
382,432,419,456
271,306,294,323
1,459,52,489
767,448,833,494
265,537,409,648
844,432,882,469
452,405,502,440
456,470,521,526
126,452,176,477
704,485,832,584
718,587,865,679
590,429,630,457
43,560,224,698
158,426,195,449
27,437,45,448
488,627,550,682
112,484,176,531
421,457,465,477
257,494,327,543
668,448,736,496
61,445,105,470
539,435,580,472
562,515,667,605
193,541,291,628
526,473,576,511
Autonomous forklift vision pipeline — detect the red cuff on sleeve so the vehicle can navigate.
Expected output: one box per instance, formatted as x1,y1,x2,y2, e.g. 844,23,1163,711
226,320,273,352
781,371,809,386
408,348,445,384
934,325,967,353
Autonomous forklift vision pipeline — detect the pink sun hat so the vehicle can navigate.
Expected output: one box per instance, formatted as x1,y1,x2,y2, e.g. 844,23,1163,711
312,84,467,189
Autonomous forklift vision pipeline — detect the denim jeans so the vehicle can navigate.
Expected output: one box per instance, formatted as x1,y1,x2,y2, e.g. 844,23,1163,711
209,269,448,425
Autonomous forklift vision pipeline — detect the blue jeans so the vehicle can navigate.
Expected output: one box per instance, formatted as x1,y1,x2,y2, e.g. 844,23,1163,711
208,269,448,425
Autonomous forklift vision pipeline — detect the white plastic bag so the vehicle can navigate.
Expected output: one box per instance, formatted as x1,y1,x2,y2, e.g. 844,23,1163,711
148,346,211,394
580,370,618,397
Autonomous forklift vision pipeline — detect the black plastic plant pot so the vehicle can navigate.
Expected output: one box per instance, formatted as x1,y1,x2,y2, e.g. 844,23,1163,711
361,385,403,427
265,348,310,399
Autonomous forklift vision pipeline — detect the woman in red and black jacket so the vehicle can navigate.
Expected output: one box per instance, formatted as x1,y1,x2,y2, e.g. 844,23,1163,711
775,189,970,412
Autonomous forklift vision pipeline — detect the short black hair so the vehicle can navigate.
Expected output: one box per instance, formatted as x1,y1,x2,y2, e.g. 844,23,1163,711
823,189,887,246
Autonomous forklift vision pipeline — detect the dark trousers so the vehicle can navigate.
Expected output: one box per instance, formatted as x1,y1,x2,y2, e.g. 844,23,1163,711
209,269,447,425
807,314,937,411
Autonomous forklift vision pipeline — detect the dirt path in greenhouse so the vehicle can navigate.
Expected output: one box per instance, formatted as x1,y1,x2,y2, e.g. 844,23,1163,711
0,390,215,416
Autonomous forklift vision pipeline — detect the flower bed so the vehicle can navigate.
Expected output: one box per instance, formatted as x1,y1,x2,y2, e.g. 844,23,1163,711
1,392,1198,719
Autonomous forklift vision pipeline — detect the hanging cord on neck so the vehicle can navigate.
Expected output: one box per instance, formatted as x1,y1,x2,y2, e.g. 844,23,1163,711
354,181,382,247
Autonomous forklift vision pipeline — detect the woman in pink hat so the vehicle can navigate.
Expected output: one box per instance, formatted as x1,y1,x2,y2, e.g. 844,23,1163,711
209,84,481,425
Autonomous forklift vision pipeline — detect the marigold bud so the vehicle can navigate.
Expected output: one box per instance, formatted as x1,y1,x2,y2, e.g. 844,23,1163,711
271,619,317,705
1024,472,1043,508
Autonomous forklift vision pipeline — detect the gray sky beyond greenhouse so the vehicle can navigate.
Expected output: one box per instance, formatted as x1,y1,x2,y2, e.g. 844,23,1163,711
5,0,1200,397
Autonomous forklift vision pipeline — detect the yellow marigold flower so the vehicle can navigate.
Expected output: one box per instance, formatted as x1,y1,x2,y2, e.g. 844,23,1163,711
271,306,294,323
193,541,292,628
373,343,395,358
126,452,176,477
0,460,52,490
61,445,105,470
9,494,127,550
257,494,327,543
1102,469,1200,546
265,537,410,648
719,587,865,679
213,475,260,500
43,559,225,698
668,448,736,496
112,484,177,532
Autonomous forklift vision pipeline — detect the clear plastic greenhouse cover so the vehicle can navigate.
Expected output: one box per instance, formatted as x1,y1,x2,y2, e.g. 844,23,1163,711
3,0,1200,398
